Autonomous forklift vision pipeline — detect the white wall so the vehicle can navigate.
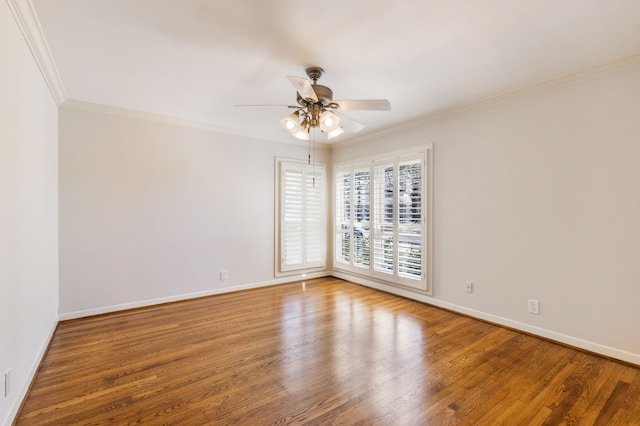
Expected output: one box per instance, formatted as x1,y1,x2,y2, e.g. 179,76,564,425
59,64,640,365
0,3,59,425
332,64,640,364
58,107,329,318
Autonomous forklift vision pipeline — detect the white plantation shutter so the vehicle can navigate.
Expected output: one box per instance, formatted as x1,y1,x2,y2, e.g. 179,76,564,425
305,168,324,264
282,166,303,269
280,161,326,273
334,168,351,266
334,165,372,271
334,147,431,292
397,156,423,283
373,161,395,276
353,167,371,270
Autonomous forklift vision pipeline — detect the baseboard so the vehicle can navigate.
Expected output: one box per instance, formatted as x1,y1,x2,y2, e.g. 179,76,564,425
58,271,330,321
332,271,640,366
54,269,640,364
3,320,57,426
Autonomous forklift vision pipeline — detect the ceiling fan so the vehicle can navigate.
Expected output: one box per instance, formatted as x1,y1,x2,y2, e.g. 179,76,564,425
240,67,391,141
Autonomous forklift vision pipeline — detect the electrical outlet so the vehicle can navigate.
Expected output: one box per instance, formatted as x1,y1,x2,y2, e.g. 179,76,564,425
4,369,10,397
220,270,228,280
528,299,539,315
465,281,473,293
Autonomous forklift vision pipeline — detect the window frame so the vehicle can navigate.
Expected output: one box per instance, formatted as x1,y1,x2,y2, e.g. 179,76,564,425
275,157,327,277
333,145,433,294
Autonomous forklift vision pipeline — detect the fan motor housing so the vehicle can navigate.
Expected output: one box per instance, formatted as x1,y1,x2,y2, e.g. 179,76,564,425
298,84,333,106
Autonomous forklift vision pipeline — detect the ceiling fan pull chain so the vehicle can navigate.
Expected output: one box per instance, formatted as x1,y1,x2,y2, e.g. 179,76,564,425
308,128,312,165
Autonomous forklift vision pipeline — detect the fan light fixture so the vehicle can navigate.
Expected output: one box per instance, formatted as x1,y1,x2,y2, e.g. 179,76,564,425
281,107,341,141
279,112,309,140
319,110,340,132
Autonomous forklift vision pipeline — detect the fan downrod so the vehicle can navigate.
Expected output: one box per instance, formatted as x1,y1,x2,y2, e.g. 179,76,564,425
305,66,324,82
297,66,332,106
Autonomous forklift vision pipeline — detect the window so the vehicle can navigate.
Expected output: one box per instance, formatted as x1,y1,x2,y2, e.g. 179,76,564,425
276,159,326,275
334,146,432,292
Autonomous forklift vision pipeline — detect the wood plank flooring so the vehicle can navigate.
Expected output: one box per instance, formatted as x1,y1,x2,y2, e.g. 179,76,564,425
16,277,640,425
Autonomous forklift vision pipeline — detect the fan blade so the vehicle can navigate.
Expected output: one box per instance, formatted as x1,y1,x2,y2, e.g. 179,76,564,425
235,104,300,108
330,99,391,111
287,76,318,103
333,111,365,133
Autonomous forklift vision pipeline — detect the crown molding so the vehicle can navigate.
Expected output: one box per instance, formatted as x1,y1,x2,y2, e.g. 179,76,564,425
333,53,640,150
61,99,331,149
6,0,67,105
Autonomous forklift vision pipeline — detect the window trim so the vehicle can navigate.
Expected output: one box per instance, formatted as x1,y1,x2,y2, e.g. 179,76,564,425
332,144,433,294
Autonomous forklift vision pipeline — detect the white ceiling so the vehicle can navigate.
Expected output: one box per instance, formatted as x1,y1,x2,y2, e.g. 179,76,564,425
31,0,640,144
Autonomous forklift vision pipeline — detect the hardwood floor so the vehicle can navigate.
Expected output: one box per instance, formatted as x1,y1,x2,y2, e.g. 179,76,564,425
16,277,640,425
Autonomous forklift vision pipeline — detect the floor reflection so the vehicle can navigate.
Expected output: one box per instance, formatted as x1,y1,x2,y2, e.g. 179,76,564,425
278,282,425,419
